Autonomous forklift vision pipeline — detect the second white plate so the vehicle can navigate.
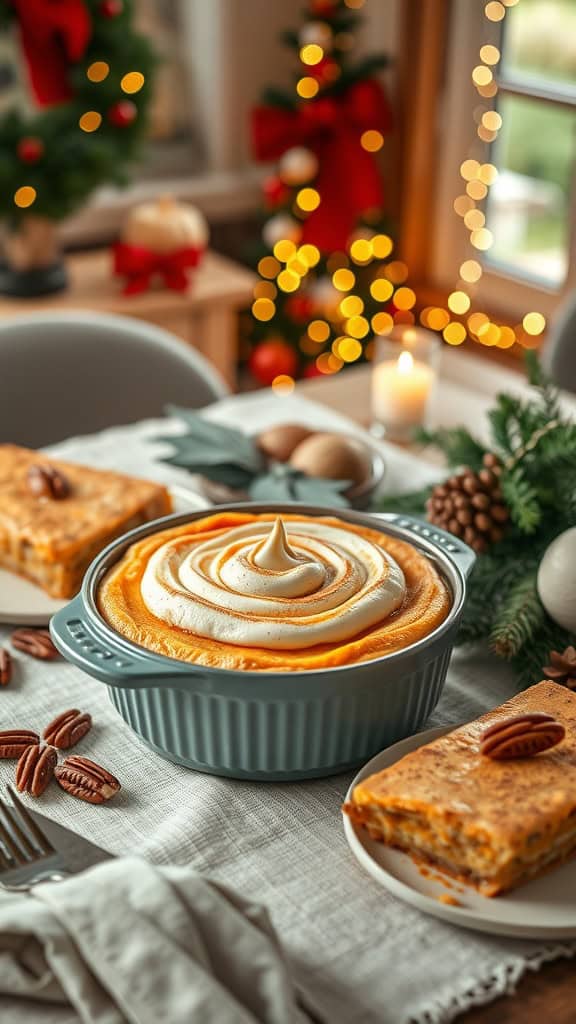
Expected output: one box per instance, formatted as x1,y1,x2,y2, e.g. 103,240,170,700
343,727,576,939
0,484,208,627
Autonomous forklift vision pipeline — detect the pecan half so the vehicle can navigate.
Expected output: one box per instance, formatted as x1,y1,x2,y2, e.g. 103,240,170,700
16,744,57,797
480,712,565,760
27,463,70,500
11,628,59,661
0,729,39,759
55,756,120,804
44,709,92,750
0,648,12,686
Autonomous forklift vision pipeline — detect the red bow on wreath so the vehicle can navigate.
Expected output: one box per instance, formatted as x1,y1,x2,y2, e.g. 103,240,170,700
11,0,92,107
113,243,204,295
251,79,392,253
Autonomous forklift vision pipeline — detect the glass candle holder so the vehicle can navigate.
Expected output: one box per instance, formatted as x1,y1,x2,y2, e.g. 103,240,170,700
371,328,441,443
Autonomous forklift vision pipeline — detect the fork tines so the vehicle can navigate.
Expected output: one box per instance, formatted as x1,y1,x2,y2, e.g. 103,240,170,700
0,786,54,867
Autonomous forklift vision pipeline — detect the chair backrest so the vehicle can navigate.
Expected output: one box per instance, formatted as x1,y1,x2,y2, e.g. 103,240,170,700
541,291,576,395
0,311,229,447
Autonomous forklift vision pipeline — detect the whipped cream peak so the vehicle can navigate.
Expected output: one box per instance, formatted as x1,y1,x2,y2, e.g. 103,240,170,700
141,518,407,651
253,517,303,572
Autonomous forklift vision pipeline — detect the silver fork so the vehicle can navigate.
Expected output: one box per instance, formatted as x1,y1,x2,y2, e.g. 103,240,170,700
0,785,71,891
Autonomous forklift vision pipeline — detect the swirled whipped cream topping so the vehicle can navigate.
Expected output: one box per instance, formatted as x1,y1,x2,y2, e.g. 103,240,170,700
140,517,406,650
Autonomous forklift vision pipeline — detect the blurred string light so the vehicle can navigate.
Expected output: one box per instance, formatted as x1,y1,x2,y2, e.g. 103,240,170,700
14,186,36,208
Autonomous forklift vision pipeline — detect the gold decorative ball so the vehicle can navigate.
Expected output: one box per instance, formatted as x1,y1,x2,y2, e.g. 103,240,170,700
289,433,370,485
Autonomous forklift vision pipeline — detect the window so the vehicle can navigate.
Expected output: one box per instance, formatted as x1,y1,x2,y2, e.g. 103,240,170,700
432,0,576,322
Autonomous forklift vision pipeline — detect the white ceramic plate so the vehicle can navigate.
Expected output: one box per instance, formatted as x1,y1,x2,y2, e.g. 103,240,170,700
0,485,208,627
343,727,576,939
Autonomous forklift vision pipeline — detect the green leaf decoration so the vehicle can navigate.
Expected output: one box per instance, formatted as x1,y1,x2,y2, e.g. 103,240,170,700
161,407,266,474
249,465,350,506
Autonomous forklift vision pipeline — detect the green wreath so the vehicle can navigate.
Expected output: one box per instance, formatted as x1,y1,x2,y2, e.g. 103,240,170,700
0,0,155,224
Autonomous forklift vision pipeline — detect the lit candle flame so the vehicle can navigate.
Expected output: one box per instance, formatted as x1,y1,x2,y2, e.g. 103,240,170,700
397,350,414,374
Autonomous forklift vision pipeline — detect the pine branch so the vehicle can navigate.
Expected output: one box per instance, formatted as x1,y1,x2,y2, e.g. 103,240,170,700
416,427,485,470
489,574,546,659
500,467,542,534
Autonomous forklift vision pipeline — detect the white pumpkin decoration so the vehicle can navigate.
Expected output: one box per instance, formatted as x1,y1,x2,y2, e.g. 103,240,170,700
121,195,209,254
262,213,302,249
537,527,576,633
299,21,333,51
278,147,319,186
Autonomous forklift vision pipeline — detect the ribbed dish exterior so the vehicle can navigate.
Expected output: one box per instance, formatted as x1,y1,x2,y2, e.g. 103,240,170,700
108,645,453,780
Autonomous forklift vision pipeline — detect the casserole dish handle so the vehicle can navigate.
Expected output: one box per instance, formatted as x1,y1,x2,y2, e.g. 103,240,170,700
375,513,476,578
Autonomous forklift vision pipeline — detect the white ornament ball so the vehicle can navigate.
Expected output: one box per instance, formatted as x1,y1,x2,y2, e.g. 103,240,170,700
122,195,208,254
299,21,333,51
309,277,340,318
262,214,302,249
279,147,319,186
537,527,576,633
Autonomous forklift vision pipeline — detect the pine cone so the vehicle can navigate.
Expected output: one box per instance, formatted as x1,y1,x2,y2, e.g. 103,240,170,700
543,646,576,690
426,453,509,554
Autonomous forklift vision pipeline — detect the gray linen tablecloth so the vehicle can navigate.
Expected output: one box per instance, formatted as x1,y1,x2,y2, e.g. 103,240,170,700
1,393,574,1024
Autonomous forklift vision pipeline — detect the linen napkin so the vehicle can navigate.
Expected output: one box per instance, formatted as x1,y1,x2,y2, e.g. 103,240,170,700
0,856,311,1024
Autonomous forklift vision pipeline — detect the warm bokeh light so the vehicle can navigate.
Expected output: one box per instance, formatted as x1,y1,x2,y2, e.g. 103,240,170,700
79,110,102,132
87,61,109,82
464,209,486,230
468,312,489,334
300,44,324,65
277,269,301,292
339,295,364,317
523,312,546,335
498,326,516,348
448,290,471,314
460,259,483,283
287,256,308,276
394,310,415,325
296,187,321,212
349,238,373,263
479,163,499,185
252,298,276,321
272,374,295,394
344,0,365,8
443,323,467,345
482,111,502,131
472,65,493,87
334,336,363,362
121,71,145,94
480,45,501,65
258,256,281,279
14,185,36,208
454,194,475,216
361,130,384,152
253,281,277,299
345,315,370,339
485,1,505,20
460,159,480,181
471,227,494,250
466,180,488,200
393,287,416,310
332,268,355,291
384,261,409,284
371,234,393,258
298,244,321,267
371,311,394,335
296,76,320,99
427,307,450,331
308,319,331,343
273,239,297,262
478,322,501,346
316,352,343,374
477,81,499,99
370,278,394,302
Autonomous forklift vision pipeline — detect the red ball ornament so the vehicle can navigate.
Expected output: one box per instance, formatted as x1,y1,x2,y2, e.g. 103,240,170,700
310,0,337,16
17,136,44,164
108,100,137,127
285,294,314,323
99,0,123,16
248,340,298,386
263,176,289,207
303,362,323,378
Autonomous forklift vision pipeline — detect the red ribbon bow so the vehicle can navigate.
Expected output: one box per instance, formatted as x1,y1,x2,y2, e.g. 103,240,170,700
113,243,204,295
12,0,92,107
251,79,392,253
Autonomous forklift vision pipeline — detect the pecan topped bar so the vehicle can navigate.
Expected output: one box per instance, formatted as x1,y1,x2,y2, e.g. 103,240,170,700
344,681,576,896
0,444,172,598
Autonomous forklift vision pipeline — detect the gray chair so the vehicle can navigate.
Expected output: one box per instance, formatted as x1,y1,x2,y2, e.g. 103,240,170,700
541,291,576,394
0,311,229,447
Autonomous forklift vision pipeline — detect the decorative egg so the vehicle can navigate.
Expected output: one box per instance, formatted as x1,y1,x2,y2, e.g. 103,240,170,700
121,195,209,254
290,433,370,486
257,424,315,462
278,147,319,186
537,527,576,633
262,213,303,249
299,21,333,51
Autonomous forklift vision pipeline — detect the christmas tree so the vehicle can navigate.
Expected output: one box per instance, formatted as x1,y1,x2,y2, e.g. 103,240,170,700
0,0,155,223
247,0,405,387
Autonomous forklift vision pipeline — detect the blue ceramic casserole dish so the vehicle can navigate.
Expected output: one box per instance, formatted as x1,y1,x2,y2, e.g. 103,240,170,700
50,504,475,781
